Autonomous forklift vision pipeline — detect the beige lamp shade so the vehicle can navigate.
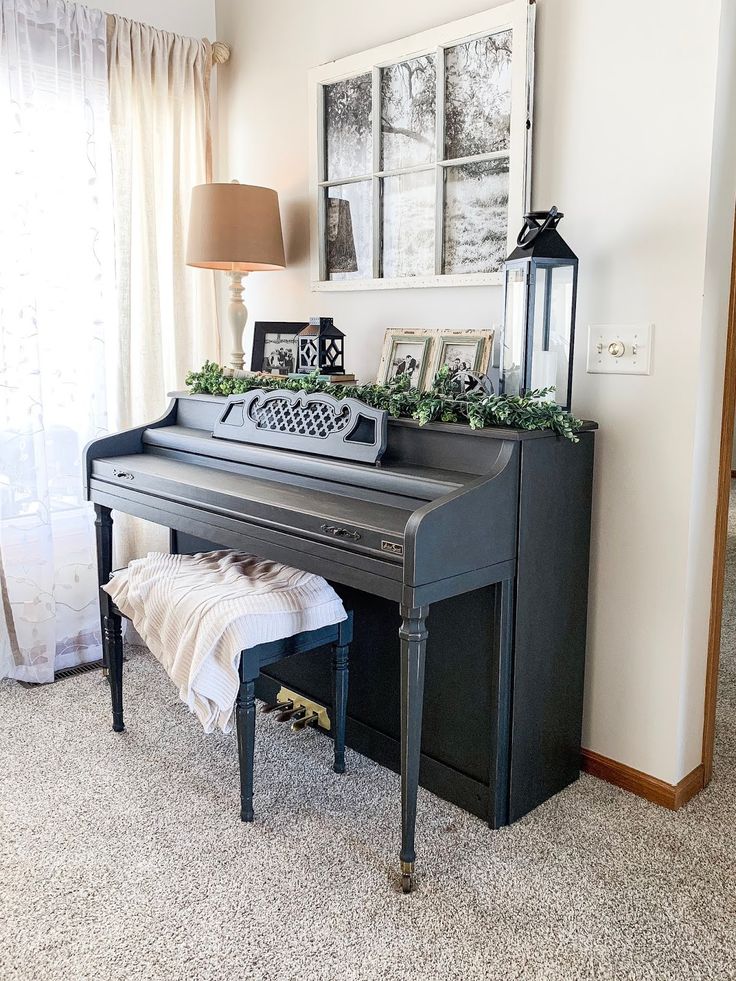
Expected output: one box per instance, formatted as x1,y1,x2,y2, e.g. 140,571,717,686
186,182,286,272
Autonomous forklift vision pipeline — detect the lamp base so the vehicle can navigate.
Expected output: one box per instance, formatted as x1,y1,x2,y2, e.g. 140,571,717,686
227,270,249,370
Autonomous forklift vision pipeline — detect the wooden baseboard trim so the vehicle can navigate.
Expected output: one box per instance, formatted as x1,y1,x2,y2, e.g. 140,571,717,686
581,749,704,810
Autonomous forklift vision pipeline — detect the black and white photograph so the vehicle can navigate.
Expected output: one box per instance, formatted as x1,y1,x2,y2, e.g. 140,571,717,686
261,334,297,374
314,21,521,287
388,343,425,386
444,30,512,159
324,73,372,181
441,344,476,376
381,54,436,171
250,322,307,375
443,158,509,274
376,329,433,389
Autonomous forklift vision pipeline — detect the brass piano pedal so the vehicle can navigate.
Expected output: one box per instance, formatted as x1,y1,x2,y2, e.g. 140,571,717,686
260,698,292,715
291,711,319,733
274,687,332,732
276,706,305,723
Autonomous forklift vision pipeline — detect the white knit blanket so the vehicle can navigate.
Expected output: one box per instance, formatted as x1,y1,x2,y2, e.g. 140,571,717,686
103,550,346,734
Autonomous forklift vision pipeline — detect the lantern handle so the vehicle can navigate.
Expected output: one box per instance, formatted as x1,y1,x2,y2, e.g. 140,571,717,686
517,206,563,248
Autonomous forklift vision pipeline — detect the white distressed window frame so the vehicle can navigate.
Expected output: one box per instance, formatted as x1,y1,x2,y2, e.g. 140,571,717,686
307,2,535,293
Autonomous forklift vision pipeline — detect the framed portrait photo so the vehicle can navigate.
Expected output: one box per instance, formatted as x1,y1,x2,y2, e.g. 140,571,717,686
429,329,494,383
251,321,307,375
377,329,433,390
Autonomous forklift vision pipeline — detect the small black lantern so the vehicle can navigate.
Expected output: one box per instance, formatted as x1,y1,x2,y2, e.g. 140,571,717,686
500,207,578,410
297,317,345,375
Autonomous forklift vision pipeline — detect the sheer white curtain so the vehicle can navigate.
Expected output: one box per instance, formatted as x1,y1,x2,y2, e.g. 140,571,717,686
0,4,220,682
0,0,114,683
107,16,219,565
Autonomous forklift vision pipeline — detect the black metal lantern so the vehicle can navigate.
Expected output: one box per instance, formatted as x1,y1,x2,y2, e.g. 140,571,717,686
500,207,578,410
296,317,345,375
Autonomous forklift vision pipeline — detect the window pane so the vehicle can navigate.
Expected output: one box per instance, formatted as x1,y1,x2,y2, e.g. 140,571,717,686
443,158,509,275
501,266,527,396
382,171,435,279
381,55,436,170
324,74,372,180
530,264,575,402
444,30,512,159
325,182,372,281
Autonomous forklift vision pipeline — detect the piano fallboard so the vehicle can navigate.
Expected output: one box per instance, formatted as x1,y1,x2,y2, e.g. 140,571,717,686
90,452,410,562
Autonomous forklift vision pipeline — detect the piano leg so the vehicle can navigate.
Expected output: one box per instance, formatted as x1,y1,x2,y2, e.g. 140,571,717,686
399,604,429,894
94,504,124,732
94,504,112,677
331,635,349,775
237,658,257,822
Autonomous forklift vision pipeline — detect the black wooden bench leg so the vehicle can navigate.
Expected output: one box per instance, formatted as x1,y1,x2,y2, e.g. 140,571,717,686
331,632,350,775
236,664,257,822
399,604,429,894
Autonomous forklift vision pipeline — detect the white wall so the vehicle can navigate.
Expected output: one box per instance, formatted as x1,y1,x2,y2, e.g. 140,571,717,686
213,0,734,784
103,0,216,38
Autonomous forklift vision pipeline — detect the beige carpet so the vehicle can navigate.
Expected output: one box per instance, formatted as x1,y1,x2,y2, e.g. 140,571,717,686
2,502,736,980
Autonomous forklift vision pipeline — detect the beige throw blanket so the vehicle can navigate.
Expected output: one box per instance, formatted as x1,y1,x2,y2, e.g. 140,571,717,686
103,551,346,734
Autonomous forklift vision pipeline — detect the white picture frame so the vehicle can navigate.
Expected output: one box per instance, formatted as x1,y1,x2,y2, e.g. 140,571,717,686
376,329,435,390
429,329,495,380
307,2,535,293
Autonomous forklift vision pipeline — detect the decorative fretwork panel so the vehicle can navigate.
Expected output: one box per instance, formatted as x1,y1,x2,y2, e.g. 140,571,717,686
213,389,387,464
249,395,351,438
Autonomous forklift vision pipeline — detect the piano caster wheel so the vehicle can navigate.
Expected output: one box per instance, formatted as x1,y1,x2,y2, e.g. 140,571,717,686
400,862,415,894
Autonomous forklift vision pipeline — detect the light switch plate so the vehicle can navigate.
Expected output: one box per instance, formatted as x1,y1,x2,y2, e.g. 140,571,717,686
586,324,653,375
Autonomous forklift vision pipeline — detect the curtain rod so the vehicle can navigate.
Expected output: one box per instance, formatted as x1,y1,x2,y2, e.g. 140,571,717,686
212,41,231,65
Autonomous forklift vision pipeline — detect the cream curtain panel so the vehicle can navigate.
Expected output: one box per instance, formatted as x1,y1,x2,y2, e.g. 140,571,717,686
107,16,219,565
0,3,219,681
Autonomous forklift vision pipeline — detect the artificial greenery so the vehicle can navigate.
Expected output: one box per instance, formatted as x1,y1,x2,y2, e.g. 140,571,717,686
185,361,583,442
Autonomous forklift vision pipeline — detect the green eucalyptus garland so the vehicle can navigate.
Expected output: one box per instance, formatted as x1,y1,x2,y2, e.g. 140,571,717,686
185,361,583,442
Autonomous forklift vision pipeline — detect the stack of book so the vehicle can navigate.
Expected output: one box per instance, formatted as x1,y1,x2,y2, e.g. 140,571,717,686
287,372,357,385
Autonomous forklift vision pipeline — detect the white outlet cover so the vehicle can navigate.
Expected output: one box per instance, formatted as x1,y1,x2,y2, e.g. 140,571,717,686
586,324,653,375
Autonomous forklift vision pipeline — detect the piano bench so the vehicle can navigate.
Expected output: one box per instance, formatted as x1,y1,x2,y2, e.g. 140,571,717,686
104,603,353,824
235,612,353,823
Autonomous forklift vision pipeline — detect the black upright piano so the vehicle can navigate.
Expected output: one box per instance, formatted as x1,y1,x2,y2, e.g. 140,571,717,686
85,387,596,889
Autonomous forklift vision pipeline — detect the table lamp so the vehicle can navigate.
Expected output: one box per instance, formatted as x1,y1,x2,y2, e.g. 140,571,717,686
187,181,286,370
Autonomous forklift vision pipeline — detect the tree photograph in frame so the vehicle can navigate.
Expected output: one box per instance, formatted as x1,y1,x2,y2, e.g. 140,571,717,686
429,329,495,383
376,328,434,390
250,322,307,375
309,5,534,290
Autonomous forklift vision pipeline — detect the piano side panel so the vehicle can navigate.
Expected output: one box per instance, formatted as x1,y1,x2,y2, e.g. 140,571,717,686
508,431,596,822
406,442,519,590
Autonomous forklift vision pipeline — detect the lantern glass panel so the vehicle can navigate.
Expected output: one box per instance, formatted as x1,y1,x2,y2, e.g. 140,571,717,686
501,264,527,397
530,262,574,405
